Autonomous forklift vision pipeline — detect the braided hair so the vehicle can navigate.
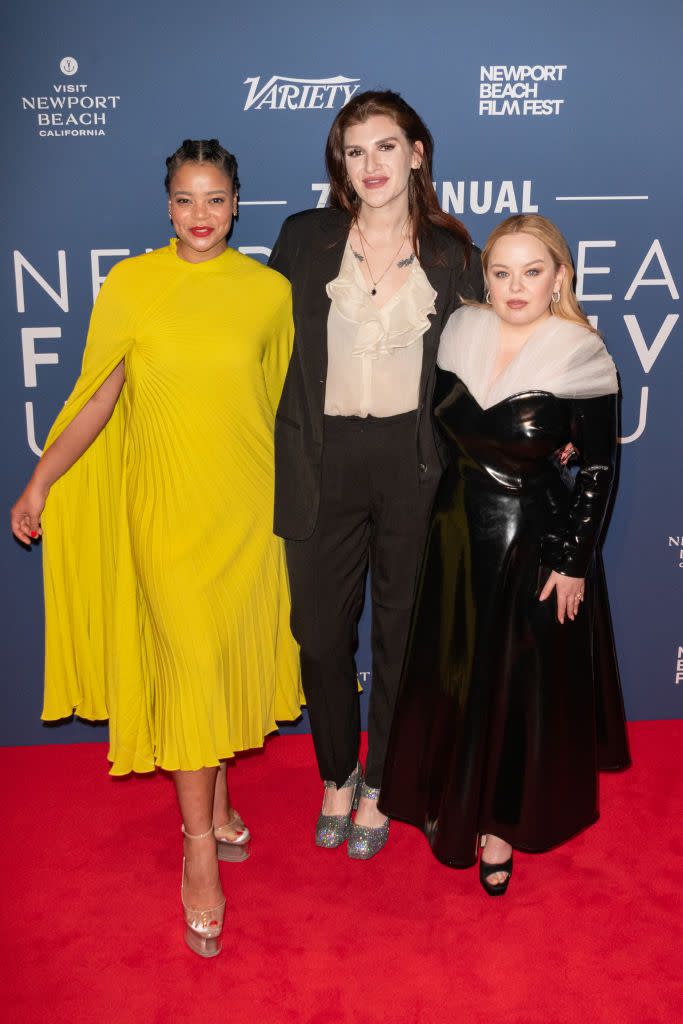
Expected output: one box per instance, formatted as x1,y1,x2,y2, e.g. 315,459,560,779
164,138,240,194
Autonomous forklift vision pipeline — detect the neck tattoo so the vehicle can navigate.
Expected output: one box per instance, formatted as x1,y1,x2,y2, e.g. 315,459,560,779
351,221,415,296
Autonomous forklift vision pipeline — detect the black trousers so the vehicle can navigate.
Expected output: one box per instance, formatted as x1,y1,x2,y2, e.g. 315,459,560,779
285,412,430,789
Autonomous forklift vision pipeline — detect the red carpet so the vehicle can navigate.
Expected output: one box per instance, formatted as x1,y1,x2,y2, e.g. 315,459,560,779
1,722,681,1024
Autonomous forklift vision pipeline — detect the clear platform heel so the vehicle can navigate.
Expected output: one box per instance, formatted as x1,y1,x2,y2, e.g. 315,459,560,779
181,825,226,958
214,810,251,862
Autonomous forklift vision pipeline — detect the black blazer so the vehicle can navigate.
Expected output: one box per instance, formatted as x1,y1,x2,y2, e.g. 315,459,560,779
268,207,484,540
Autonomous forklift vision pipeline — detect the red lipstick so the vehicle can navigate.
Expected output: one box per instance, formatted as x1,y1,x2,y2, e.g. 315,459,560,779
190,226,213,237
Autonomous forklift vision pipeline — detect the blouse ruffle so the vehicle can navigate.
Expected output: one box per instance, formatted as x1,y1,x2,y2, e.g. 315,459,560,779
326,245,436,359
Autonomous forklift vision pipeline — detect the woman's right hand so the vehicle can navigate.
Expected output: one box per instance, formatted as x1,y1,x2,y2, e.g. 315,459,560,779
11,479,49,545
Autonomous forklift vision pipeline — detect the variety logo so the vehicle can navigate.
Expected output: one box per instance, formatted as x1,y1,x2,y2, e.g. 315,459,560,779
243,74,360,111
20,57,121,138
479,64,567,117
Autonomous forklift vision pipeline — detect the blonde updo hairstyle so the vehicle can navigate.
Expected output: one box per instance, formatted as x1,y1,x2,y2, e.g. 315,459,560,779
481,214,598,334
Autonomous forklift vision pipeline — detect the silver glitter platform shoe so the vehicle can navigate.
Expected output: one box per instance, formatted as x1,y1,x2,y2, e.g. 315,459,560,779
347,782,390,860
315,762,363,848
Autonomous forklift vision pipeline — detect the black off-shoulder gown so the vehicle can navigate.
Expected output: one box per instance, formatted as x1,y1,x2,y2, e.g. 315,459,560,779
379,370,631,867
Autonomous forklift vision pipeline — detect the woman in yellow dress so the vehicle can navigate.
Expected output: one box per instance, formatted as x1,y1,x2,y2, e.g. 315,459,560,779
10,139,301,958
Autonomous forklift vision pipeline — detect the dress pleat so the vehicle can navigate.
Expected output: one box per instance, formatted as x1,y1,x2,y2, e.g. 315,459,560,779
41,241,302,773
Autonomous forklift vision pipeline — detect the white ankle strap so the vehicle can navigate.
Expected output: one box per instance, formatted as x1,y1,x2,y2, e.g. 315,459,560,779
181,824,214,840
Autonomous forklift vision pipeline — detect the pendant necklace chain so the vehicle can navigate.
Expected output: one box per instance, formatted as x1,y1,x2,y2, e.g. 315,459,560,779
353,219,414,296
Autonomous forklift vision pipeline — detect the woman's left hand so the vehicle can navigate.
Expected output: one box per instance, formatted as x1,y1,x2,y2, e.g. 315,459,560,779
539,570,585,624
558,442,577,466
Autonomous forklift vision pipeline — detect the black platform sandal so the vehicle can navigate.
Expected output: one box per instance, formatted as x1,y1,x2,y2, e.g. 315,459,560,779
479,855,513,896
479,835,513,896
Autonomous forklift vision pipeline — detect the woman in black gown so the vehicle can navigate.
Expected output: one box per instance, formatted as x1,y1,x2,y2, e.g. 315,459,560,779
380,214,630,894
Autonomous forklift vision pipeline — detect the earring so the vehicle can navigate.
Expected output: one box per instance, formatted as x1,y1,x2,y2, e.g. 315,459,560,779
552,290,561,303
485,290,491,304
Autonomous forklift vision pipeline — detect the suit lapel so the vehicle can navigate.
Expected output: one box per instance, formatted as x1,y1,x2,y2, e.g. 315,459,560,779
419,232,454,402
306,210,350,386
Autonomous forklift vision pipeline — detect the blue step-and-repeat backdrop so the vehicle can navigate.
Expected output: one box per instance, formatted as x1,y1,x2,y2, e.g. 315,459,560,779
1,0,681,747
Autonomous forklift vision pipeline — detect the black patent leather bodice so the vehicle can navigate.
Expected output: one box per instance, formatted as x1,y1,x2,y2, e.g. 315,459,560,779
435,374,572,493
433,369,618,578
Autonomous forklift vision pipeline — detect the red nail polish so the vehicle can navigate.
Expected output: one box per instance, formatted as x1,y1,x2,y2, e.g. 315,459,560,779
30,531,38,538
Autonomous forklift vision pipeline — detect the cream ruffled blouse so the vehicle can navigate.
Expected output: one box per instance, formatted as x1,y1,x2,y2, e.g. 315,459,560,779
324,244,437,418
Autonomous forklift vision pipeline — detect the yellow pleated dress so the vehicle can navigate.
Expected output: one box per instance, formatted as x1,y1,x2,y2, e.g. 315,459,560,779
40,240,302,774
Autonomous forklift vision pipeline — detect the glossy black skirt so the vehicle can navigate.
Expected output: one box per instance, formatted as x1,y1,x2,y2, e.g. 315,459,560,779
379,372,631,867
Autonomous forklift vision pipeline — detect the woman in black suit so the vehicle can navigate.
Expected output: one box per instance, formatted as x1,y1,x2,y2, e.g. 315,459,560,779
269,90,484,858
